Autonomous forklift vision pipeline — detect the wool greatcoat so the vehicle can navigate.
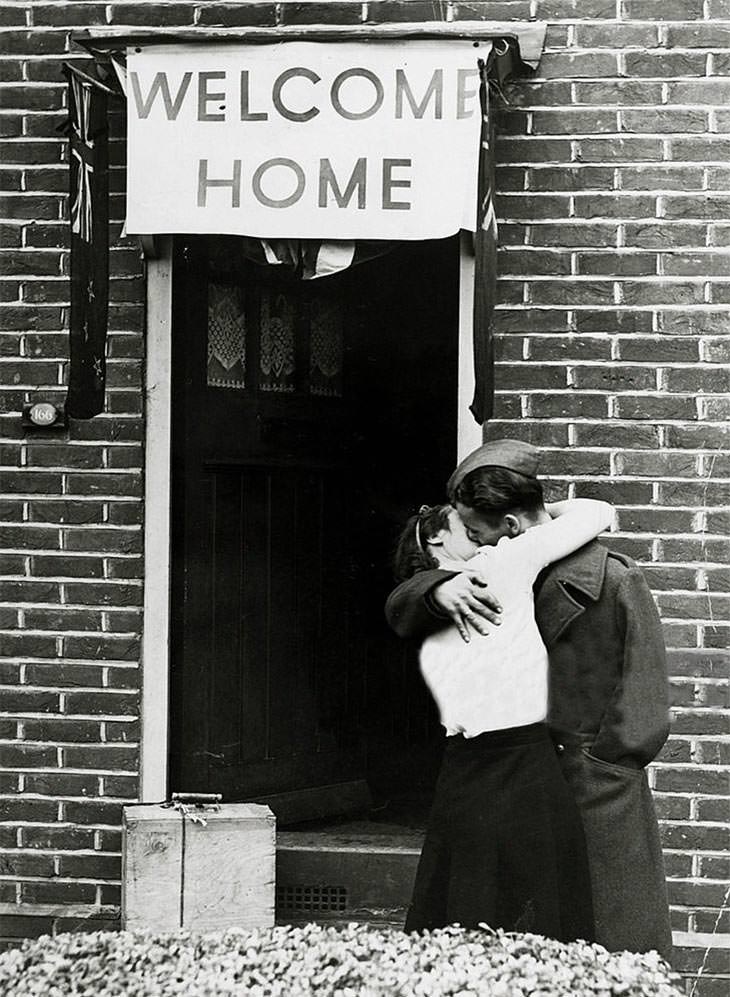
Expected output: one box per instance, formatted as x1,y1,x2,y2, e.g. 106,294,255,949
385,540,673,960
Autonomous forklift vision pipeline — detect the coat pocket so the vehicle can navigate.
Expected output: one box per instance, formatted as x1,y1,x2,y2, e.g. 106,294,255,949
580,748,643,780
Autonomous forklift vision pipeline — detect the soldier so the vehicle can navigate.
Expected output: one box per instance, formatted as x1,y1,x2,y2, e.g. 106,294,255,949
386,439,673,960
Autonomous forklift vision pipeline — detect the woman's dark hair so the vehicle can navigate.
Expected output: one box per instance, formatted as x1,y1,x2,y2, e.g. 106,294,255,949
392,504,452,582
453,466,544,525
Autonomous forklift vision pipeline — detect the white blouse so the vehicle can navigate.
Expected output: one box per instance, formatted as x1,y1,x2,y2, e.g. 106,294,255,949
419,499,613,737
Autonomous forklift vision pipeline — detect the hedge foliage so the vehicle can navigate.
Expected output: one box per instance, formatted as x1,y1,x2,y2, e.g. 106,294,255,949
0,922,683,997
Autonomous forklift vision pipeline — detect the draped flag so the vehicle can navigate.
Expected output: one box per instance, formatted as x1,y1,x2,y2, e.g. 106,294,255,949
64,64,111,418
470,55,499,425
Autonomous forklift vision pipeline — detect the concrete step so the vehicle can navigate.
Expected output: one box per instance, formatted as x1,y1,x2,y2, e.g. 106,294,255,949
275,822,424,927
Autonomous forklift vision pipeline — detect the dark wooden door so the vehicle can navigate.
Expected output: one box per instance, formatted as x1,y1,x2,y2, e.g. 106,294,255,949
169,235,459,811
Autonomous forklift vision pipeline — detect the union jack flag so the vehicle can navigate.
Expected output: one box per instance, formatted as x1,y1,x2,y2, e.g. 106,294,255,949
69,73,95,243
64,63,111,418
470,55,499,425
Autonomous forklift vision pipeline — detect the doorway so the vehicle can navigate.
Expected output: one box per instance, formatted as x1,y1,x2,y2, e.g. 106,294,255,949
168,235,460,822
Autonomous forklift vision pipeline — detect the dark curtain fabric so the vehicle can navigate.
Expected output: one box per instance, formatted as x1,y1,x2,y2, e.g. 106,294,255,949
64,64,110,419
470,53,499,425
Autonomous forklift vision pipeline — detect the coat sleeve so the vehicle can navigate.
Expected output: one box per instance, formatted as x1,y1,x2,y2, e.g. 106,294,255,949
590,566,670,767
384,569,457,639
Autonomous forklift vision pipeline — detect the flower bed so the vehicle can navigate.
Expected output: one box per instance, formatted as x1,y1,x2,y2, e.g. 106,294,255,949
0,923,683,997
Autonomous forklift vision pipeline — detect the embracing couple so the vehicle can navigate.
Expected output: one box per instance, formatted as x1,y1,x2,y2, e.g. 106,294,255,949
387,438,672,960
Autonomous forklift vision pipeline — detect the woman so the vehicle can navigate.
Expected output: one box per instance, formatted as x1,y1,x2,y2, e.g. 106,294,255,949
394,490,613,942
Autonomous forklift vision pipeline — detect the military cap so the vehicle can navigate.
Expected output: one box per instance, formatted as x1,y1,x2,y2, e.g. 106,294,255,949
447,438,540,497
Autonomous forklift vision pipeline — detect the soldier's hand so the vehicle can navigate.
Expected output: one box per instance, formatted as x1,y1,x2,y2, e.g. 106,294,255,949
432,572,502,643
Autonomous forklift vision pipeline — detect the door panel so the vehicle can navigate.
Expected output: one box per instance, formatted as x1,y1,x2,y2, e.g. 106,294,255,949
169,236,459,812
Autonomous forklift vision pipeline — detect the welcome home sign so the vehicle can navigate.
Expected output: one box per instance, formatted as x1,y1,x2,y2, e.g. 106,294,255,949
125,40,487,240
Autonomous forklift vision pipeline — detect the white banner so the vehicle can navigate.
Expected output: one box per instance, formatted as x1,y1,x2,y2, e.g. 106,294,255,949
125,40,487,240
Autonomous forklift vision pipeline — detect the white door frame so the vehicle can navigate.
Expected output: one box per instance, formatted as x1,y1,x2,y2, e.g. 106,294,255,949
139,236,482,801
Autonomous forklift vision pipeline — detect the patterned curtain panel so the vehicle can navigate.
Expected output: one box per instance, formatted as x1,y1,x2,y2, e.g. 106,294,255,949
207,282,247,389
63,64,112,419
470,54,499,425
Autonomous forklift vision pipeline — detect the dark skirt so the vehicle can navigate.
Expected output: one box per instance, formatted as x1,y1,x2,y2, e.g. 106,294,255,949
405,721,595,943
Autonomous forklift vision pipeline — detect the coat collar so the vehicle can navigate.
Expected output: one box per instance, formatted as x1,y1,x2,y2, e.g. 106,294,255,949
535,541,609,647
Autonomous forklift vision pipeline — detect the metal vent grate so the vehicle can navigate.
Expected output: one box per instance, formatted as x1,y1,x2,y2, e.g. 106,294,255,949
276,884,348,914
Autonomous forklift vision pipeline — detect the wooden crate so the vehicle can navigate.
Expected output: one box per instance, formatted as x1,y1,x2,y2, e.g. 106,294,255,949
122,802,275,932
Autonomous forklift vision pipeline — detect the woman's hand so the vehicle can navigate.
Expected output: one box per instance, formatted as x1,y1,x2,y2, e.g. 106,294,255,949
432,572,502,643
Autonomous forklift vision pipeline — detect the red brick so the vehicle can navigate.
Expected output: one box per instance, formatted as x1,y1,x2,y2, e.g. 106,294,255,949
671,137,730,163
694,909,730,935
620,166,704,191
104,721,140,743
624,222,709,249
532,109,619,135
0,798,58,822
653,794,691,820
20,881,96,904
574,480,654,504
102,775,138,799
578,252,655,277
621,282,705,306
704,625,730,649
62,800,123,826
617,337,699,363
365,1,445,22
696,798,730,822
659,481,730,507
106,558,144,581
662,820,730,852
617,509,696,534
662,853,694,879
58,854,120,879
497,137,573,164
1,690,60,715
535,0,615,15
576,137,664,162
571,365,656,391
666,424,730,448
61,745,137,771
64,691,138,717
196,2,279,26
63,531,142,555
666,23,730,47
24,718,103,743
613,395,698,421
499,248,572,277
0,914,54,938
279,2,363,25
24,609,103,632
61,635,141,661
536,51,618,80
30,556,104,579
530,224,619,248
0,579,61,602
528,337,612,361
454,0,532,17
0,853,55,878
20,826,94,850
576,310,653,333
622,0,704,16
494,364,567,391
108,2,195,25
643,566,697,591
99,883,121,905
524,392,609,419
529,280,615,306
654,768,730,795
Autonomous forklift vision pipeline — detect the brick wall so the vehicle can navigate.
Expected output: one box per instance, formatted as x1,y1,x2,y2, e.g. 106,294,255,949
0,1,728,994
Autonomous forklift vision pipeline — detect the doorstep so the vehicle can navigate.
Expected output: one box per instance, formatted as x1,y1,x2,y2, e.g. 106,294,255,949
275,821,424,928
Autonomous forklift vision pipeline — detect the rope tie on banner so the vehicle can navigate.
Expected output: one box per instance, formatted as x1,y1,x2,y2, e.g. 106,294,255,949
160,793,223,927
